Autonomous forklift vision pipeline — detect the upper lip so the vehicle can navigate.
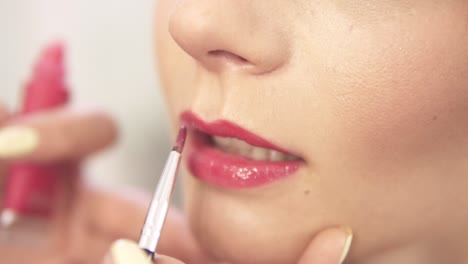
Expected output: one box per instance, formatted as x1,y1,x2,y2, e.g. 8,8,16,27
180,110,299,156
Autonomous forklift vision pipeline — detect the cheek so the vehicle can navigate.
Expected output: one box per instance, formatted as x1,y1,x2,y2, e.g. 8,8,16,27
282,6,468,257
311,10,468,256
326,28,468,173
298,2,468,168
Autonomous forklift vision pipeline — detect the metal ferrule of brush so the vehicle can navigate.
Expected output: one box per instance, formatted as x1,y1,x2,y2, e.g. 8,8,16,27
138,150,181,253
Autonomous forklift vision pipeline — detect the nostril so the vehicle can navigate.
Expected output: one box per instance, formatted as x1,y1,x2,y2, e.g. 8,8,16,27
207,50,250,66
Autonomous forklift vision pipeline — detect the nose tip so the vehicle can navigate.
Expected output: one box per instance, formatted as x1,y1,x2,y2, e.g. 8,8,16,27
168,1,290,75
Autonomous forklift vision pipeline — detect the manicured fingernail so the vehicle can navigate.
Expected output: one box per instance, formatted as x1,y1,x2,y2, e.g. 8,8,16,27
0,126,40,158
339,227,353,263
109,239,152,264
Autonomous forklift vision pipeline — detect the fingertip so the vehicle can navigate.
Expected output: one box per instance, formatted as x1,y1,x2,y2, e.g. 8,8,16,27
0,125,40,159
3,109,119,162
89,110,120,146
108,239,152,264
339,227,353,263
298,226,354,264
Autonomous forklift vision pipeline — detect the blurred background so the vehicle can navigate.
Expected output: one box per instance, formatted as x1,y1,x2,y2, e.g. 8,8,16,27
0,0,173,195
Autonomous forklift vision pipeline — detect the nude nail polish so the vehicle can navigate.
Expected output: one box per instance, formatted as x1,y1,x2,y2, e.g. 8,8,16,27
339,227,353,263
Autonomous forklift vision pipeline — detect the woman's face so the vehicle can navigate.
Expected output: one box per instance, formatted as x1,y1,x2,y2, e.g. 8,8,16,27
155,1,468,263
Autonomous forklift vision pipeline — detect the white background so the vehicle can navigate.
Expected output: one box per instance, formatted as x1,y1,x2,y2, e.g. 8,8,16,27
0,0,172,192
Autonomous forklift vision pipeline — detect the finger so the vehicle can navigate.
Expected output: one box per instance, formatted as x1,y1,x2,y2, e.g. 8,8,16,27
104,239,151,264
83,232,115,264
66,184,115,264
0,102,11,123
0,107,118,162
158,208,211,264
297,227,353,264
103,239,186,264
84,186,211,264
153,255,186,264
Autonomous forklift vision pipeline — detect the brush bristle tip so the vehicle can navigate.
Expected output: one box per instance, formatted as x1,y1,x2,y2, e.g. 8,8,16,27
173,126,187,153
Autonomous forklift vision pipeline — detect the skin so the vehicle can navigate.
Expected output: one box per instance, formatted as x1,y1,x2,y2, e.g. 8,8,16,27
141,228,347,264
0,104,207,264
2,0,467,263
155,0,468,263
0,101,346,264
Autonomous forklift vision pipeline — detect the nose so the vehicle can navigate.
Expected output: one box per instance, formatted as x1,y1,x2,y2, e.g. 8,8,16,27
168,0,291,75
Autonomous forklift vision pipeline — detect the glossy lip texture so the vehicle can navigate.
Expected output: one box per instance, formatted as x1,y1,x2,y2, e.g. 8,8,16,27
181,111,303,189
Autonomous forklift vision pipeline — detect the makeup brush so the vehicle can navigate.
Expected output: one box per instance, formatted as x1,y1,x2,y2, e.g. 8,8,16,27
138,126,187,258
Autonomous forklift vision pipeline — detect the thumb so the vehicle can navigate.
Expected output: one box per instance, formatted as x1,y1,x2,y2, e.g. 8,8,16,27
104,240,186,264
297,227,353,264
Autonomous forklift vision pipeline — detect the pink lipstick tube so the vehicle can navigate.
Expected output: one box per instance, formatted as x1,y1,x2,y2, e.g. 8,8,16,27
1,43,70,234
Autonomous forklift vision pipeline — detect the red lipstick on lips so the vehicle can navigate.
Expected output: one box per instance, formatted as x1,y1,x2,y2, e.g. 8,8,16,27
181,111,303,189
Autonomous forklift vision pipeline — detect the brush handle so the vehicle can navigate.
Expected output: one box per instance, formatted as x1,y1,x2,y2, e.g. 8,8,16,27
138,151,181,254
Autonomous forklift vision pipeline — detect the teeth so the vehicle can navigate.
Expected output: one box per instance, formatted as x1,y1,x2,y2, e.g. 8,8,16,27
269,150,284,162
212,136,298,162
250,147,270,160
214,137,233,152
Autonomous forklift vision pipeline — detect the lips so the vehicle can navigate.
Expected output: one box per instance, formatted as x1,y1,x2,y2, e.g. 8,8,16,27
181,111,303,189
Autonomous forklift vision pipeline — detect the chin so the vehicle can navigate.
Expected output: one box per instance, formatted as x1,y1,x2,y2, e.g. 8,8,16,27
183,175,323,264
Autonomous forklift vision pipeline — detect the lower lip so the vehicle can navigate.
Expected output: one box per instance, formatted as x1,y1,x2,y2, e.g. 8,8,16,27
186,131,302,189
